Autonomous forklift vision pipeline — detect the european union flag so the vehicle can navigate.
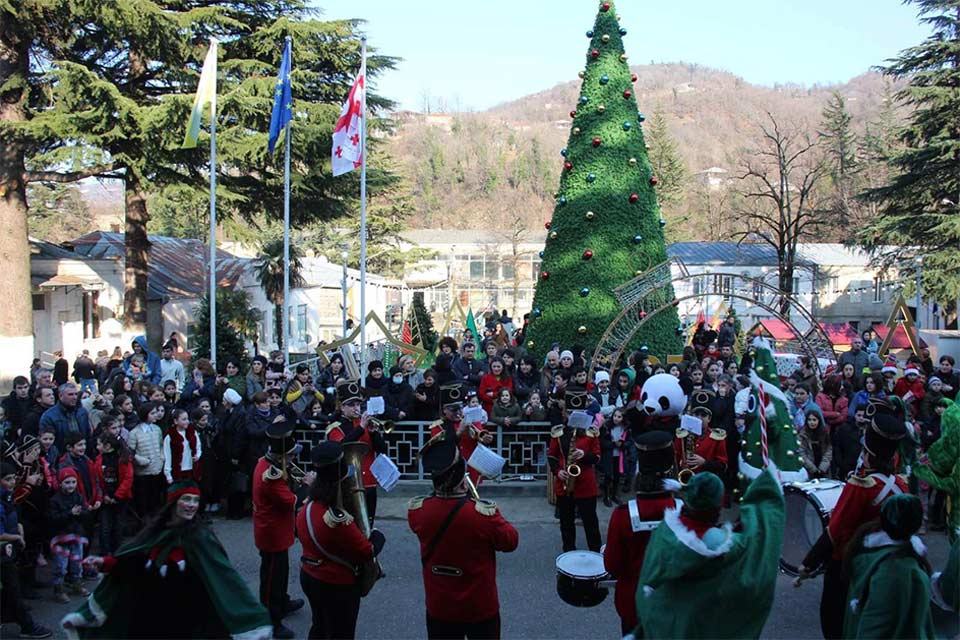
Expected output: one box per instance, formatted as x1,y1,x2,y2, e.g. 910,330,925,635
267,38,292,153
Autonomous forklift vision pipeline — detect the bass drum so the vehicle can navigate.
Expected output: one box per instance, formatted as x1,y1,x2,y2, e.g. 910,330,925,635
556,550,610,607
780,479,845,576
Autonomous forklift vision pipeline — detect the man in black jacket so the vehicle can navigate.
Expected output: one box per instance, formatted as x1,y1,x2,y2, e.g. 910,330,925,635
452,342,484,393
2,377,33,436
21,387,55,439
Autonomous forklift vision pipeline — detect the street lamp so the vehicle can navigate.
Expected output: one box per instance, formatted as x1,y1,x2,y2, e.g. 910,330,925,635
915,256,922,331
341,247,349,337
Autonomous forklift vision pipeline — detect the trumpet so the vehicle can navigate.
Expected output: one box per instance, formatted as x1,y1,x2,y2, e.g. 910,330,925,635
287,460,310,485
368,418,395,434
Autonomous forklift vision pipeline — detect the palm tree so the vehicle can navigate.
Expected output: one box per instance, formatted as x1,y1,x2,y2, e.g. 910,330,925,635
254,238,306,350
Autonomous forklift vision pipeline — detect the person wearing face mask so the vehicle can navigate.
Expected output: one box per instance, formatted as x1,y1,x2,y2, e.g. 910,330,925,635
382,366,415,421
63,480,272,639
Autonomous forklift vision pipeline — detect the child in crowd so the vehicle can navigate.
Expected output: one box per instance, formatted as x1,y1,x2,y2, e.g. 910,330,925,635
163,408,202,485
93,433,133,555
788,384,824,431
127,401,165,518
798,410,832,479
57,432,101,510
921,399,948,530
463,390,489,424
523,391,548,422
47,467,90,603
601,408,635,505
490,388,522,428
38,426,59,471
1,461,52,638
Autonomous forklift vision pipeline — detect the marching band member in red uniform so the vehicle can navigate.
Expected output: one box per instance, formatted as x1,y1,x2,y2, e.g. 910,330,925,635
408,426,518,639
604,430,680,636
296,441,385,640
548,391,602,552
429,385,494,487
325,379,387,525
674,392,728,480
800,398,909,639
252,419,311,639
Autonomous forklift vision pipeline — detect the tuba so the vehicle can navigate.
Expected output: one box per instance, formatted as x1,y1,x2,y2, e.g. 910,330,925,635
564,428,581,495
341,442,382,596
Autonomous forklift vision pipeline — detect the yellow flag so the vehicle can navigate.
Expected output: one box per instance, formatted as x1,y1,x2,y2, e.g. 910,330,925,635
182,39,218,149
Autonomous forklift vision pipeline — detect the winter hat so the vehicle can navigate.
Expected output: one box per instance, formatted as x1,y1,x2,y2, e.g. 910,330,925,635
560,350,574,361
904,365,920,378
253,355,268,367
594,370,611,384
881,358,899,375
0,461,18,478
928,376,942,386
57,466,79,484
166,479,201,504
880,493,924,541
389,365,403,377
222,388,242,406
367,360,384,372
683,472,724,512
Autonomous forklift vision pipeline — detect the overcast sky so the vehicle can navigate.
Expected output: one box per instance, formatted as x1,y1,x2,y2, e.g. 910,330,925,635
315,0,930,111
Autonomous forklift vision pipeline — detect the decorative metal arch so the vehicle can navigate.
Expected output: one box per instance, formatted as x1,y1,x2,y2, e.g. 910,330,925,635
590,262,838,377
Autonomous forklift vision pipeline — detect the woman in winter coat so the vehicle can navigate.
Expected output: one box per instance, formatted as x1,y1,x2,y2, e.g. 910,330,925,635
513,355,542,404
848,372,887,417
478,358,513,416
411,369,440,422
816,375,850,434
245,355,267,402
798,410,833,479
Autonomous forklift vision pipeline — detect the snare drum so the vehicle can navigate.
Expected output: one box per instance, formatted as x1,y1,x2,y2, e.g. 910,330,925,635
555,550,611,607
780,479,845,576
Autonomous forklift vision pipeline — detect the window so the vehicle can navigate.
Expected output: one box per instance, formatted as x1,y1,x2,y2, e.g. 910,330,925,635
873,277,883,303
752,280,764,302
792,277,801,295
531,260,541,280
297,304,308,342
82,292,100,339
693,275,707,297
713,274,733,303
502,261,515,280
469,257,483,280
484,259,498,280
32,294,46,311
822,276,839,294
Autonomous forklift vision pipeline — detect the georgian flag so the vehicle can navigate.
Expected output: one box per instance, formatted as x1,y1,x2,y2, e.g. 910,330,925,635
331,62,365,177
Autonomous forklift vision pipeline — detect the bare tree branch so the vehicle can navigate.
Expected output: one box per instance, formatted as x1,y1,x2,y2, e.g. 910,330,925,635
25,164,118,183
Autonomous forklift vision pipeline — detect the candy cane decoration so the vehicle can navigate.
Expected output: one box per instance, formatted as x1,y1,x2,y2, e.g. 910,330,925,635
757,383,770,468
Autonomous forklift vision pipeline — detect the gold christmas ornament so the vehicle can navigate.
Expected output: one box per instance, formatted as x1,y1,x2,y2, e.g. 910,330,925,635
628,157,637,167
527,340,535,348
601,34,610,43
549,231,558,239
578,71,585,79
578,326,587,334
619,53,628,62
573,127,581,136
597,104,606,113
585,211,595,220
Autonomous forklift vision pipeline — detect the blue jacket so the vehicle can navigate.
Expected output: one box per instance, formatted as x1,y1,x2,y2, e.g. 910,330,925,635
123,336,162,384
39,402,92,452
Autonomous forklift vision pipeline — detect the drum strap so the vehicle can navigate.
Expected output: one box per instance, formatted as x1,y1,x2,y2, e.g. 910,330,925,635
869,473,902,506
628,499,679,533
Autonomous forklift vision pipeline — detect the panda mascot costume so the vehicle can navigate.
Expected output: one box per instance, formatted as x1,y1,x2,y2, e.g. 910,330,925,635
627,373,692,435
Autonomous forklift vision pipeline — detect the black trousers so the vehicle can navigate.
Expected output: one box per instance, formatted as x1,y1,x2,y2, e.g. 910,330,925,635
259,549,290,626
98,501,126,555
133,473,165,518
0,560,36,632
820,558,847,640
557,495,601,552
364,486,378,525
426,612,500,640
300,571,361,639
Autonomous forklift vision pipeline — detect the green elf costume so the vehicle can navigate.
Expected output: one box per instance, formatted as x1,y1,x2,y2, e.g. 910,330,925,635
632,469,784,639
931,532,959,639
842,493,935,640
915,398,960,543
61,480,271,639
736,337,806,486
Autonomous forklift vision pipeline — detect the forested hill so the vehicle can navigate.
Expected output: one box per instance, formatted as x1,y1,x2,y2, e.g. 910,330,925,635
385,62,899,238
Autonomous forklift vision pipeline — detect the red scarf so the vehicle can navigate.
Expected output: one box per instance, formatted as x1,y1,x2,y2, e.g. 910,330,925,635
167,426,201,480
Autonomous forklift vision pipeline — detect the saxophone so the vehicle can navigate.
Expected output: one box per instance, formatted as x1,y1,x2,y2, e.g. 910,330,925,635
563,429,581,495
676,428,696,485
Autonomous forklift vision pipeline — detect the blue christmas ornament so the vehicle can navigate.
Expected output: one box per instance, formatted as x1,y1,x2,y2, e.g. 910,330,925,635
659,218,667,227
579,287,591,297
586,30,594,37
622,121,632,131
633,234,643,244
558,196,567,206
586,173,596,183
538,251,544,258
619,27,628,36
579,95,589,105
533,308,542,318
599,75,609,85
560,148,567,157
637,111,646,122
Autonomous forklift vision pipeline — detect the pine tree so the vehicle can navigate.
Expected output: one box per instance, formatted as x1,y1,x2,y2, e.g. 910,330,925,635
859,0,960,313
526,0,682,360
190,289,254,365
645,104,687,210
819,91,859,224
409,292,438,352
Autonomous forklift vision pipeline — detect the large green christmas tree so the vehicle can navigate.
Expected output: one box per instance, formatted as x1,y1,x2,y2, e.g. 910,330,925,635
526,1,681,360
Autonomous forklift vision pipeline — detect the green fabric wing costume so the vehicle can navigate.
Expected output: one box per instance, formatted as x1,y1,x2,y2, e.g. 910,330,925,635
635,468,785,639
842,533,935,640
62,524,271,639
914,399,960,543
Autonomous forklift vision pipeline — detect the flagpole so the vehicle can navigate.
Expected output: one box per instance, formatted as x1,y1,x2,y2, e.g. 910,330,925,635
359,36,368,383
282,35,292,369
208,37,218,369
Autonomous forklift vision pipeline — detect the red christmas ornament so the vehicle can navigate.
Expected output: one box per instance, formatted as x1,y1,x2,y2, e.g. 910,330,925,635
632,73,638,82
592,137,602,147
564,161,573,171
590,49,600,59
639,310,647,319
649,176,659,186
541,271,550,280
629,193,639,203
623,89,632,99
569,110,577,118
600,1,611,11
582,249,593,260
544,222,551,230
